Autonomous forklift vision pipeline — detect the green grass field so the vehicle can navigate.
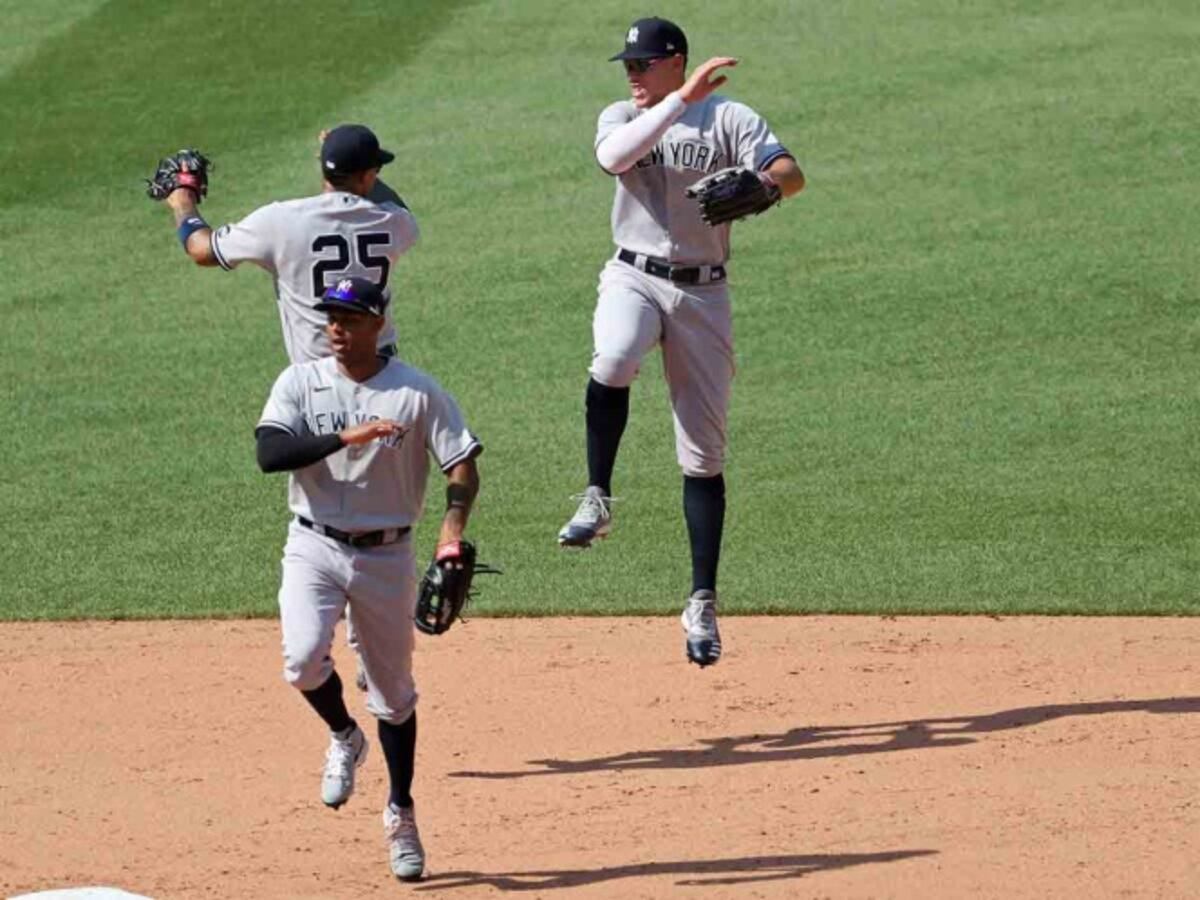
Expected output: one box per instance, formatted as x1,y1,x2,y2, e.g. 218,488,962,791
1,0,1197,619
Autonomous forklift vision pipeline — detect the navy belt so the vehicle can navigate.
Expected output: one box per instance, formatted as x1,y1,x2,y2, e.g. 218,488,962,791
617,249,726,284
297,516,410,548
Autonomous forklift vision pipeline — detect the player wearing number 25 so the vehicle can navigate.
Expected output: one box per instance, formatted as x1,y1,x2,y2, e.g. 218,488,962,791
162,124,418,363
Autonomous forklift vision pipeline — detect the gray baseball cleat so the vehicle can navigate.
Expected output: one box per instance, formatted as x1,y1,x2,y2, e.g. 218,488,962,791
384,802,426,881
681,589,722,667
321,724,369,808
557,486,614,548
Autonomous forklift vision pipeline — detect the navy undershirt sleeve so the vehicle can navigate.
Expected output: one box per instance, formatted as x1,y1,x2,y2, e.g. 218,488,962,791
255,426,344,473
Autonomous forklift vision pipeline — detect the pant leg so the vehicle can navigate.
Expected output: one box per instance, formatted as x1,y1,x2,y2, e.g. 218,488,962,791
589,260,665,388
346,536,419,726
660,282,735,477
278,522,350,691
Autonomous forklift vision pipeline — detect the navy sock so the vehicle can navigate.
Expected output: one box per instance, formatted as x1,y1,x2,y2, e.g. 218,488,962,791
378,712,417,810
585,378,630,496
683,474,726,594
301,669,353,735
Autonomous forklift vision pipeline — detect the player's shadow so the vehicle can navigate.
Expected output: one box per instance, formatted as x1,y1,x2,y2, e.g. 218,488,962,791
415,849,936,892
449,696,1200,779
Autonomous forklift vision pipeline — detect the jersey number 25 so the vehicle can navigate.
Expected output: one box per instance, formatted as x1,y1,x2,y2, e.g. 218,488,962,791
311,232,391,298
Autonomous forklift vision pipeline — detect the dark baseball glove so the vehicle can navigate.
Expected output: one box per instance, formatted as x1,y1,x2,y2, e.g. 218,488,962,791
145,149,212,202
686,166,781,226
415,540,501,635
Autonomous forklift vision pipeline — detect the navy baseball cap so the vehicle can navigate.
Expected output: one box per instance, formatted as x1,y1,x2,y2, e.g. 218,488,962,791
320,124,395,176
609,17,688,61
315,277,389,317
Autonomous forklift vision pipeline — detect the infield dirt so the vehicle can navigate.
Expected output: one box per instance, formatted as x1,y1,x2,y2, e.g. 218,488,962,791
2,617,1197,899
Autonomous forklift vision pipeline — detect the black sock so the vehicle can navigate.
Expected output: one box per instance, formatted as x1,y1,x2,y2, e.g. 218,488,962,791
683,474,726,594
585,378,630,496
378,712,418,810
300,669,353,734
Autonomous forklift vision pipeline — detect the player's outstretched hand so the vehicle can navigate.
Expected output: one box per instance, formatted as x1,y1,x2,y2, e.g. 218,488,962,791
340,419,407,446
679,57,738,104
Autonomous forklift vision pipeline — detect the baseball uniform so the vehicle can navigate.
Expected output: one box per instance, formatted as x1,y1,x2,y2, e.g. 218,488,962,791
259,353,480,723
212,191,418,363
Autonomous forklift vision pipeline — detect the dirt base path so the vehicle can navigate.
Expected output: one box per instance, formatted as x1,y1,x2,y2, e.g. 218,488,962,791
2,617,1197,899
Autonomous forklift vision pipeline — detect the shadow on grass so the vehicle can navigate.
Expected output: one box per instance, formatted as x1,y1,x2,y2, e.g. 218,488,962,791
451,696,1200,778
416,849,936,892
0,0,478,205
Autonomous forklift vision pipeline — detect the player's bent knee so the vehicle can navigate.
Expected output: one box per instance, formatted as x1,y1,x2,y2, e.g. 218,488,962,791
590,356,639,388
681,458,725,479
283,650,334,692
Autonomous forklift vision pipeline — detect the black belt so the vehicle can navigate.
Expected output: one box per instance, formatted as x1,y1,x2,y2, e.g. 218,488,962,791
617,249,726,284
297,516,410,548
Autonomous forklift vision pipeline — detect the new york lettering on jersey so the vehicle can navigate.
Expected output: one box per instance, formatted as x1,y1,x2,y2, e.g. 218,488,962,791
258,357,480,532
602,94,790,266
211,192,419,364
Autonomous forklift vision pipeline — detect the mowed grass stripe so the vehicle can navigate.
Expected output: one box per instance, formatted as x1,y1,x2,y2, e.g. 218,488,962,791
0,0,1197,618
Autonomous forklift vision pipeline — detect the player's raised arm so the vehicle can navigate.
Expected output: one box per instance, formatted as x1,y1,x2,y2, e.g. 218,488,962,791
165,186,219,266
144,149,219,266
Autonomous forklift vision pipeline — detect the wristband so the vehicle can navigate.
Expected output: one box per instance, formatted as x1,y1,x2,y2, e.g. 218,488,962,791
177,215,209,249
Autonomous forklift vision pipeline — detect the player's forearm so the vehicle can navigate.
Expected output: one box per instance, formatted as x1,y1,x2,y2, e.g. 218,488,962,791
595,92,687,174
255,427,345,473
166,191,219,266
437,460,479,545
766,156,805,198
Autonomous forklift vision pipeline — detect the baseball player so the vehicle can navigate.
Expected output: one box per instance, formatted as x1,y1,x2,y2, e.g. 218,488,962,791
256,276,482,881
557,17,805,667
159,123,418,360
153,124,419,686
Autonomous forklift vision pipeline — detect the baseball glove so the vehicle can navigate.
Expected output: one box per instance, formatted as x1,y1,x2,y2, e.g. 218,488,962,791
414,540,501,635
145,149,212,202
686,166,781,226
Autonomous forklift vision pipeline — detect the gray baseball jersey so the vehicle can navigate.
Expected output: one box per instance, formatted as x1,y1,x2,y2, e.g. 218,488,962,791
258,355,481,532
596,94,790,265
212,192,419,363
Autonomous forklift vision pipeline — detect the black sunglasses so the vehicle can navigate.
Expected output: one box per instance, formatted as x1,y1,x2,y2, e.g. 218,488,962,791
623,57,668,75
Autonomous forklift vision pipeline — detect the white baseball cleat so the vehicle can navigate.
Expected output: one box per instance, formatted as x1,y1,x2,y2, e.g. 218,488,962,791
384,803,426,881
557,486,614,548
321,724,368,808
681,589,722,667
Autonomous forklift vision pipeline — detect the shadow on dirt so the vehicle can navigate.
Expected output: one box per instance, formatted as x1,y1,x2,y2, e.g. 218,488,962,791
415,849,937,891
450,696,1200,779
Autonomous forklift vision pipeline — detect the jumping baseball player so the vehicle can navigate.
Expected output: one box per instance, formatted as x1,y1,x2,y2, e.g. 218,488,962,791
256,277,482,881
149,124,419,687
557,17,805,667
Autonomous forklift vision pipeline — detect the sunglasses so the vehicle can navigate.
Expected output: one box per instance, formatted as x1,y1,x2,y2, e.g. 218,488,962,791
623,56,668,75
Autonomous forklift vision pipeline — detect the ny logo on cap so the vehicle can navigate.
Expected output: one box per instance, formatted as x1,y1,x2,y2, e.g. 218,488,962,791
336,278,354,293
627,26,639,43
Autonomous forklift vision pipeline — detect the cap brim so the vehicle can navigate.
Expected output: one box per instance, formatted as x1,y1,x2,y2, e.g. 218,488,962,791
377,149,395,167
608,49,671,61
315,299,381,316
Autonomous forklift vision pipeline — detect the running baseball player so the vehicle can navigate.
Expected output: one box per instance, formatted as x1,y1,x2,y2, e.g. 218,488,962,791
149,124,419,687
557,17,805,667
256,277,482,881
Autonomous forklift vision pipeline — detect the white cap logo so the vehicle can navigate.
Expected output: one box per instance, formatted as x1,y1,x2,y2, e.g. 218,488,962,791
627,26,639,43
336,278,354,293
324,160,336,170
